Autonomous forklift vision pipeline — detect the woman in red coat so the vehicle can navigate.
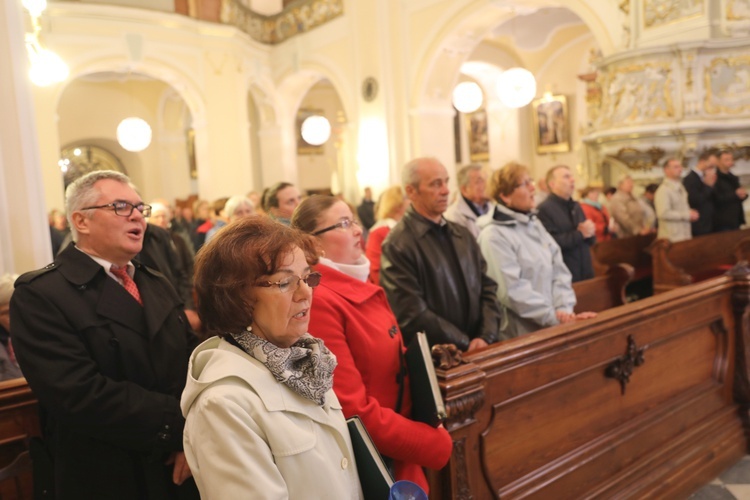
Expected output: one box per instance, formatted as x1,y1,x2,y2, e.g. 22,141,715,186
292,195,452,493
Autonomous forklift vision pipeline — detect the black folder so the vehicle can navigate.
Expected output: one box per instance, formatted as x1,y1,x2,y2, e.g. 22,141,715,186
347,416,394,500
405,331,447,427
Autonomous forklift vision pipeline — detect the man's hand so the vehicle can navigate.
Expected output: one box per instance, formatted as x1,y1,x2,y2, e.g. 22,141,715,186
737,187,748,200
689,209,700,222
578,219,596,239
166,451,192,486
467,338,488,352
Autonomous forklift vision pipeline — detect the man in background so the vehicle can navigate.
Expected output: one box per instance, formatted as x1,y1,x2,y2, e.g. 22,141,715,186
445,164,492,238
714,150,747,232
683,150,718,237
655,158,698,242
537,165,595,282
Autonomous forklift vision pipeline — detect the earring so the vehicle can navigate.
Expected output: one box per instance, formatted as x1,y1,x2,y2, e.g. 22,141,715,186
320,250,326,258
245,325,253,332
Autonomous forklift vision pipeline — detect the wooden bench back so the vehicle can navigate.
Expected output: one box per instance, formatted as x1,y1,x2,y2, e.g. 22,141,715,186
591,233,655,279
428,268,750,499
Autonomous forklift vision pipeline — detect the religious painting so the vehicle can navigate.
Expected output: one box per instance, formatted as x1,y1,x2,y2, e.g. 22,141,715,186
466,109,489,162
296,108,325,155
532,95,570,154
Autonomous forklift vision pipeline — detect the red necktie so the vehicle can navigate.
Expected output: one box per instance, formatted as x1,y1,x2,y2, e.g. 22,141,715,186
110,266,143,306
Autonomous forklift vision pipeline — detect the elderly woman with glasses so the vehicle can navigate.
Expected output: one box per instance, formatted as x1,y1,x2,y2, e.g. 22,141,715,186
477,162,596,338
180,216,363,499
291,195,452,494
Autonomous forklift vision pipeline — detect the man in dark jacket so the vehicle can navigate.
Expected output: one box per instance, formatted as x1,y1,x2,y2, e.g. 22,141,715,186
10,170,198,499
537,165,595,282
683,150,717,236
714,151,747,232
380,157,503,351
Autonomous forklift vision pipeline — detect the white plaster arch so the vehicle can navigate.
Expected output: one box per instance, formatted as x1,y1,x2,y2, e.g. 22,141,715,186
411,0,617,111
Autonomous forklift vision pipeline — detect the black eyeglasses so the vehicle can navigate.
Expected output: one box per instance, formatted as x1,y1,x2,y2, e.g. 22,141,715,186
80,201,152,218
257,272,322,293
312,218,359,236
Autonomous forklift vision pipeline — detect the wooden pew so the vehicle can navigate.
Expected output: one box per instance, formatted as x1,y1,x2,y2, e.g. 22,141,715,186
648,228,750,294
591,233,655,280
572,263,633,313
0,378,39,499
428,265,750,499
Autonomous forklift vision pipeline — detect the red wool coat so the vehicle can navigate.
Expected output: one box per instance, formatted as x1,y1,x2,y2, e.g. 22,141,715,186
308,264,453,492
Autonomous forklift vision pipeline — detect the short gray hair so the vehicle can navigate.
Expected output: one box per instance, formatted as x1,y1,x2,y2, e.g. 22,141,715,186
224,195,255,219
65,170,137,241
0,274,18,307
456,164,482,189
401,157,441,189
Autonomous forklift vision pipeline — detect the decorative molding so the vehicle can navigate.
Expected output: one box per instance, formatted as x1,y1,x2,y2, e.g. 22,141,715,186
643,0,704,29
452,438,473,500
445,389,484,428
704,56,750,115
610,146,666,171
221,0,344,45
433,344,464,370
604,335,648,395
728,0,750,21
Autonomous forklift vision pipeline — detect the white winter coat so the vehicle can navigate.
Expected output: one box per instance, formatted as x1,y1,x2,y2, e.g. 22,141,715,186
477,204,576,338
445,195,493,239
180,337,364,500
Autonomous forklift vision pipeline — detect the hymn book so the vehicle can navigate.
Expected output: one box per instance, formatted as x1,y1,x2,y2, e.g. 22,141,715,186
406,331,447,427
346,415,394,500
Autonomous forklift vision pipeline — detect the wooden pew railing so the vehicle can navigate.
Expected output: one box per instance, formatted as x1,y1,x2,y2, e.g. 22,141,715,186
648,228,750,294
0,378,39,499
428,265,750,499
591,233,655,280
572,263,633,313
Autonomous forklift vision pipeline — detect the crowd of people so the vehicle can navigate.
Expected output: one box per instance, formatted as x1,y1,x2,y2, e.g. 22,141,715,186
2,150,745,498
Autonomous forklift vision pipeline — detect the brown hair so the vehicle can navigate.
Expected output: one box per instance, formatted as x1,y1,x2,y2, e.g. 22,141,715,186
194,216,317,337
290,194,339,234
580,185,602,199
487,162,529,201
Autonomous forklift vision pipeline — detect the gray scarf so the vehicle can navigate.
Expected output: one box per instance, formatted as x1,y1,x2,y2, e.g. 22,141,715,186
230,331,337,405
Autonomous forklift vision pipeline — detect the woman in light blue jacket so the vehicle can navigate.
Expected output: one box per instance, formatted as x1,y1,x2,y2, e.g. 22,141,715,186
477,162,595,338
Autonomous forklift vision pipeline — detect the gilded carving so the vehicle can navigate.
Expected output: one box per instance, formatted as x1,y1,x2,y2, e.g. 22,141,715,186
728,0,750,21
597,62,675,128
610,146,667,171
222,0,344,45
643,0,704,28
704,56,750,115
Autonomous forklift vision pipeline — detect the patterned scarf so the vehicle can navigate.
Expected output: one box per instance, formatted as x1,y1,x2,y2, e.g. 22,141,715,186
230,330,337,405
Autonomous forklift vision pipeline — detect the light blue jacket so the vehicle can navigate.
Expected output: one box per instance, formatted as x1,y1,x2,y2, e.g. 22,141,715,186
477,204,576,338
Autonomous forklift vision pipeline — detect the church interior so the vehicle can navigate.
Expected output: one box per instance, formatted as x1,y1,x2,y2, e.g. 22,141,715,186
2,0,750,498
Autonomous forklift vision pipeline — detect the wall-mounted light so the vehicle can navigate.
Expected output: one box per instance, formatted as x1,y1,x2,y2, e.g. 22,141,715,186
23,0,68,86
495,68,536,109
300,115,331,146
452,81,483,114
117,117,152,152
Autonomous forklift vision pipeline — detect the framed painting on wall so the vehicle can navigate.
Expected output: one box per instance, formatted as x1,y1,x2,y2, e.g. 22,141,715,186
297,108,326,155
466,109,489,162
532,94,570,154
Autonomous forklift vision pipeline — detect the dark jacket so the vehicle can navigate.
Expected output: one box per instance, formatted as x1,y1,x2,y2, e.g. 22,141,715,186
683,170,715,236
714,170,747,231
537,193,595,282
139,224,193,309
380,206,503,350
10,244,198,499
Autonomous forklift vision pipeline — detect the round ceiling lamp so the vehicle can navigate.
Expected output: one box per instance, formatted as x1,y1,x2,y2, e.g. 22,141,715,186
22,0,47,18
28,48,69,87
117,117,152,152
300,115,331,146
452,81,483,113
495,68,537,109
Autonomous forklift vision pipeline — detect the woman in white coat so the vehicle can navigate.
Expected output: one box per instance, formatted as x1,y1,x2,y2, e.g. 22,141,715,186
477,162,596,338
181,216,363,499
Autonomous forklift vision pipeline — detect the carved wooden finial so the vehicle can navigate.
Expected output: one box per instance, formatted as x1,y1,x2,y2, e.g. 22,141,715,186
432,344,464,370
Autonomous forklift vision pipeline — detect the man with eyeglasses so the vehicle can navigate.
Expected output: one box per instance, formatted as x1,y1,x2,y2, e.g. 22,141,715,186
380,157,503,351
10,170,199,499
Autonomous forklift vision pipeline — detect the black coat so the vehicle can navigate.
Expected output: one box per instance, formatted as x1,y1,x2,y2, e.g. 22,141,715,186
683,170,715,236
380,206,503,350
10,244,198,499
713,170,747,231
537,193,595,282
